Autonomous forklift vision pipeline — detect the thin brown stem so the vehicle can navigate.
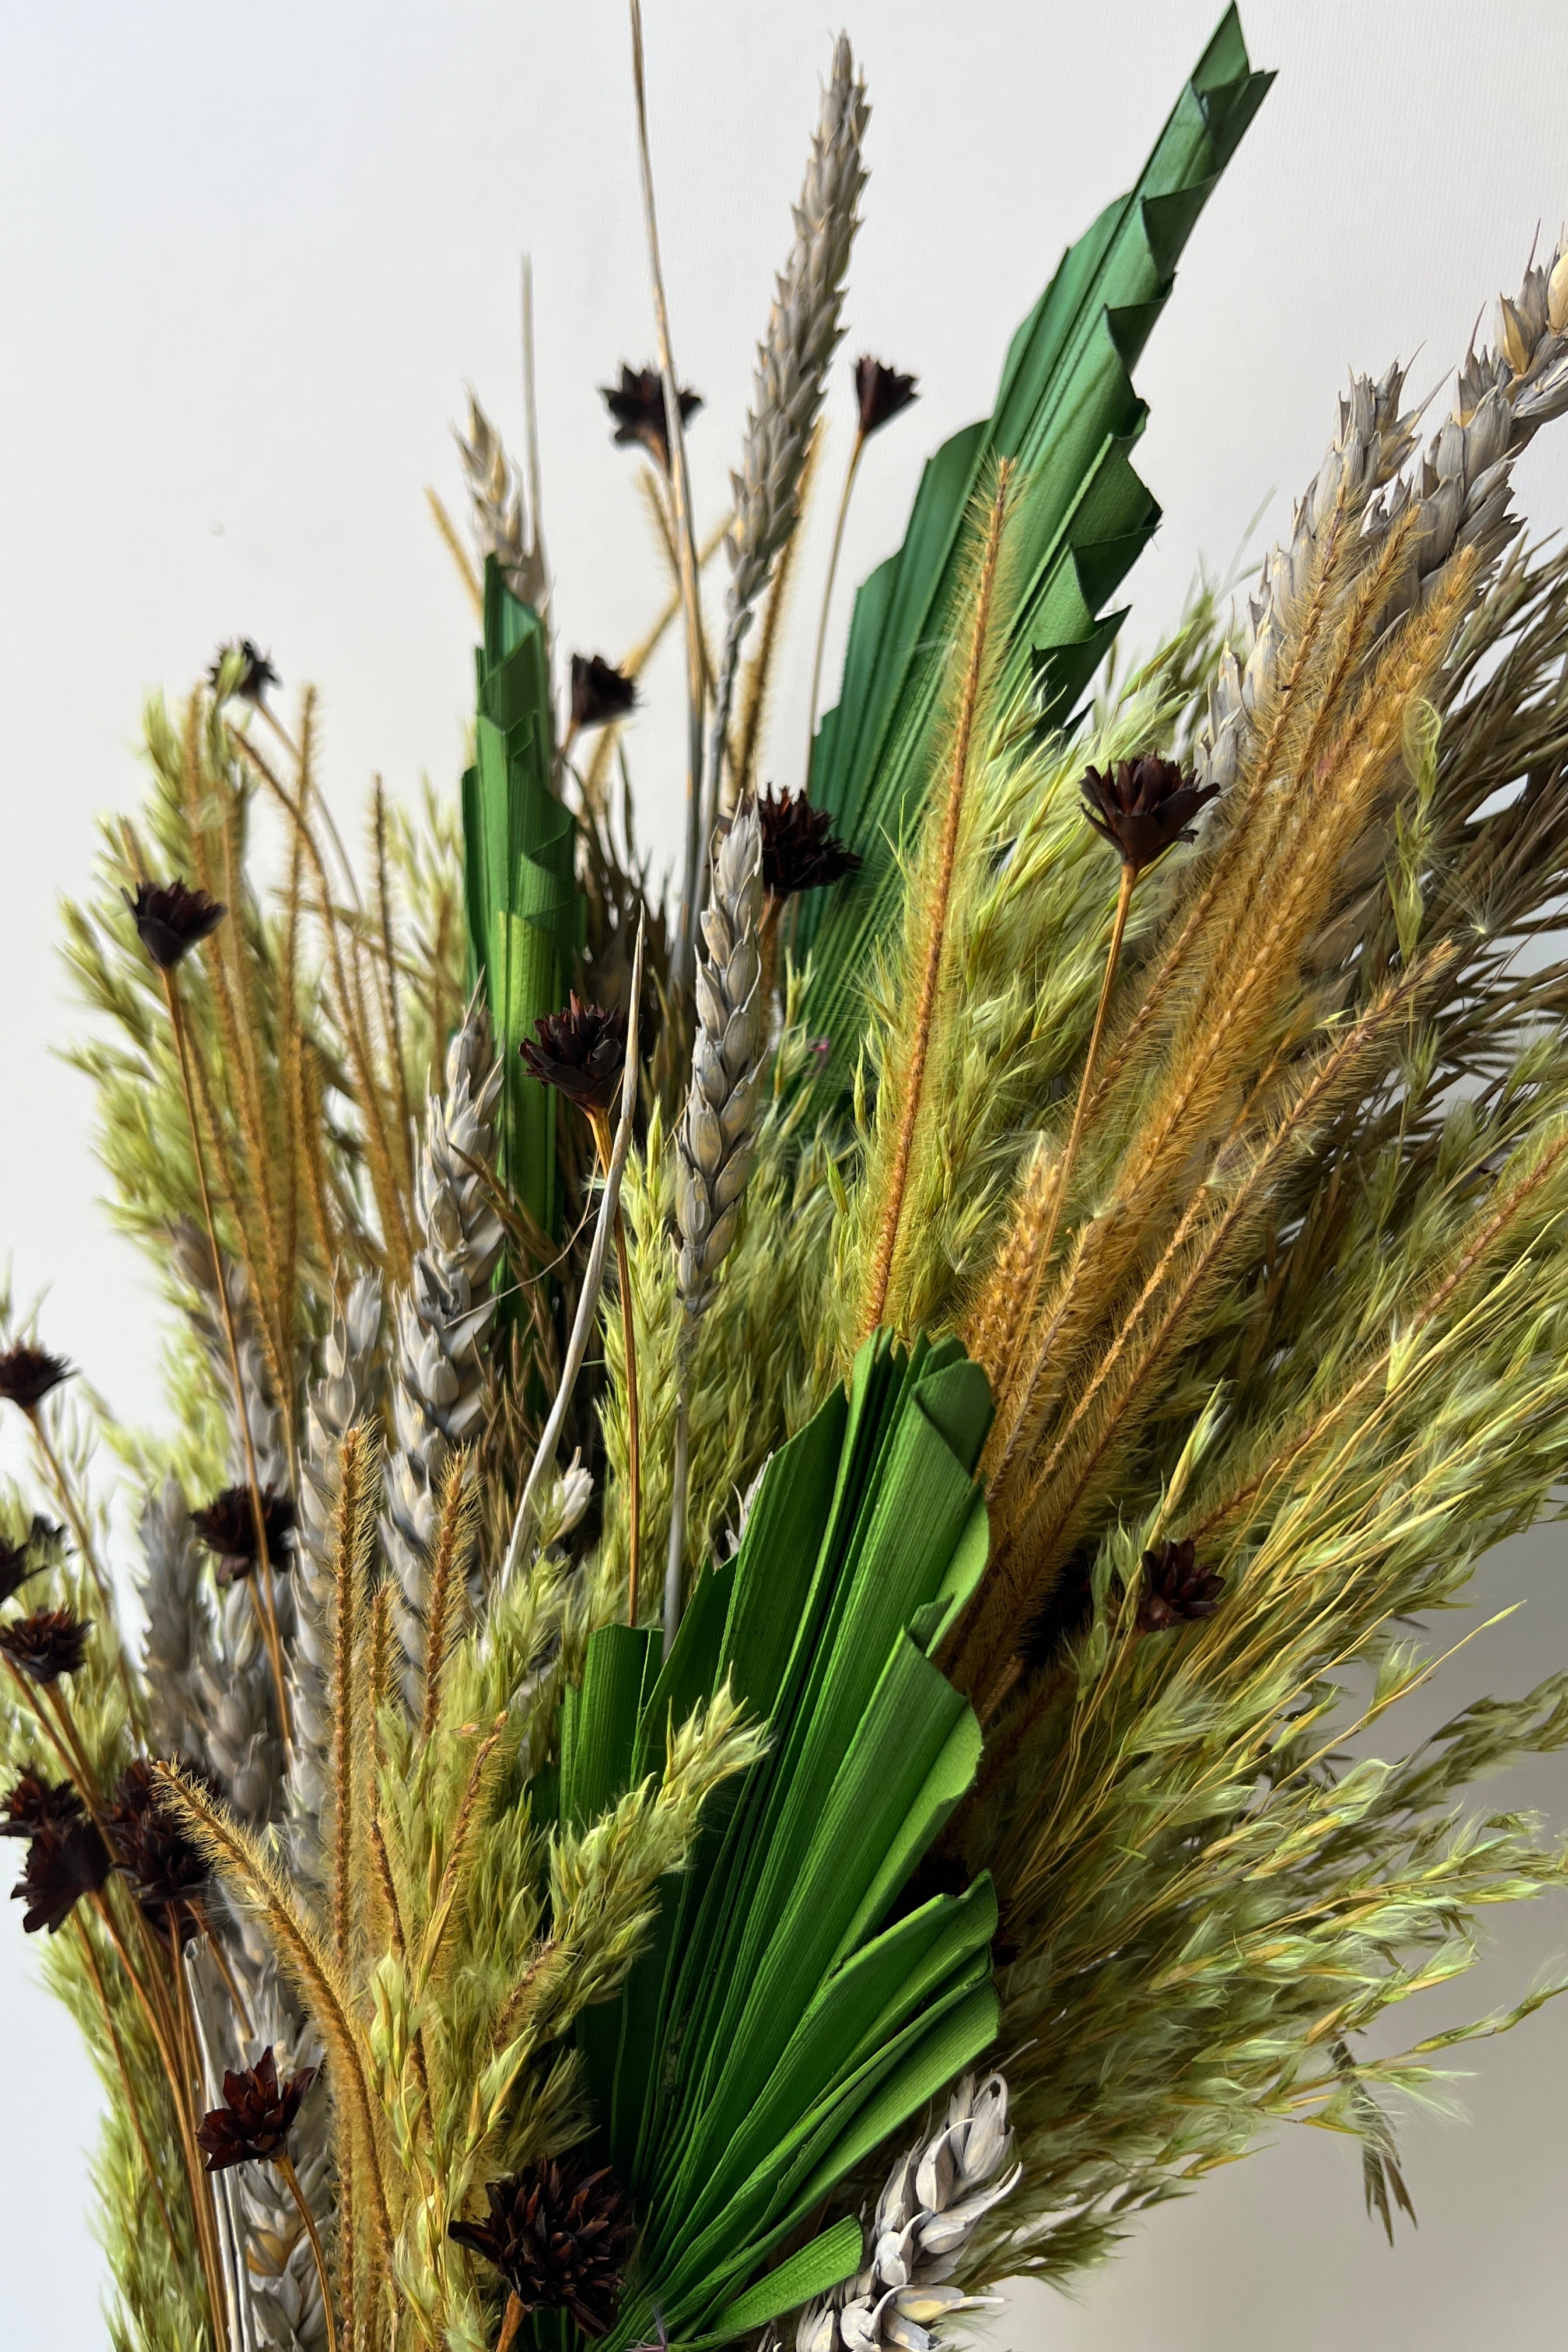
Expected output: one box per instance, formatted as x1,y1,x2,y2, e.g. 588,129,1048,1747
496,2291,527,2352
629,0,706,989
162,970,294,1759
278,2151,341,2352
27,1415,146,1737
806,428,864,778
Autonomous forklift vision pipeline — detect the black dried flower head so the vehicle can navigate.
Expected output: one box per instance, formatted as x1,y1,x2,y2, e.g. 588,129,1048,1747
190,1487,295,1585
855,355,919,439
0,1608,92,1684
124,878,228,970
10,1817,111,1934
520,996,629,1119
758,788,863,900
208,639,280,705
106,1759,208,1940
570,654,639,733
600,364,702,473
1,1768,85,1841
447,2155,634,2337
0,1517,65,1606
1136,1537,1224,1634
197,2046,318,2172
0,1345,73,1415
1079,755,1220,877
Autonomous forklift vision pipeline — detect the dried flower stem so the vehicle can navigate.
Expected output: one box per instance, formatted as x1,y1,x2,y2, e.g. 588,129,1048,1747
629,0,707,989
278,2151,341,2352
806,426,865,775
160,967,294,1759
590,1106,643,1623
989,859,1134,1461
72,1915,181,2263
503,920,645,1582
861,461,1013,1336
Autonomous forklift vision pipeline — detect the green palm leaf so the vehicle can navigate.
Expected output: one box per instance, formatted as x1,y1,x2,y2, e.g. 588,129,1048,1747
461,556,583,1235
796,6,1271,1059
555,1333,996,2350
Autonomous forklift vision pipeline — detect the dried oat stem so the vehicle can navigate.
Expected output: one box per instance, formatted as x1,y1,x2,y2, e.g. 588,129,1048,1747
278,2152,340,2352
590,1104,643,1625
806,424,865,778
629,0,707,990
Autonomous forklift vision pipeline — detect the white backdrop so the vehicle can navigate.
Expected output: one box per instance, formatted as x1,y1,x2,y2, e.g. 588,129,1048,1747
1,2,1566,2344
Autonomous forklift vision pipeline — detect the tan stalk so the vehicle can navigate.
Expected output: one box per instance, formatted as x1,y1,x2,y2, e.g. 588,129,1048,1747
368,1814,430,2101
586,1103,644,1623
229,727,414,1282
426,485,486,617
806,423,866,776
629,0,708,988
278,2151,341,2352
860,460,1015,1337
155,1763,397,2265
298,1041,348,1300
330,1426,377,1975
23,1410,145,1735
496,2292,527,2352
420,1448,479,1742
281,722,308,1324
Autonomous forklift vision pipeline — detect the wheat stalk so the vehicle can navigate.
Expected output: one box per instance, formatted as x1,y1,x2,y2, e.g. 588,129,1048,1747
700,34,868,882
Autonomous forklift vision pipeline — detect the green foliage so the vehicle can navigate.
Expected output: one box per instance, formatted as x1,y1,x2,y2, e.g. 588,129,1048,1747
461,559,584,1234
564,1333,998,2350
797,6,1271,1060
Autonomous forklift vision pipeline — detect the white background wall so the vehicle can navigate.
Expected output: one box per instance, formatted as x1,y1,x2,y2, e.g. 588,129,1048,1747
1,3,1565,2344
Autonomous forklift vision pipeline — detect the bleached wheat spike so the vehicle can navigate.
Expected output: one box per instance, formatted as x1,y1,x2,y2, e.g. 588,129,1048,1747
666,804,766,1652
137,1477,220,1768
1196,363,1418,799
1199,242,1568,801
455,387,548,611
675,799,767,1321
288,1272,383,1900
384,1000,504,1709
703,35,868,850
792,2073,1021,2352
168,1231,295,1819
190,1950,331,2352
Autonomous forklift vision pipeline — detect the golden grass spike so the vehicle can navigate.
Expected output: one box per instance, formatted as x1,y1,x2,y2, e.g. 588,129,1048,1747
155,1762,396,2265
425,485,485,618
421,1448,479,1744
329,1424,379,1975
858,459,1017,1339
964,953,1451,1714
991,556,1477,1505
417,1719,509,1996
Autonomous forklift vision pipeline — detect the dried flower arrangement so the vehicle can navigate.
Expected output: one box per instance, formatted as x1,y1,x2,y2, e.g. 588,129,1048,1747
6,8,1568,2350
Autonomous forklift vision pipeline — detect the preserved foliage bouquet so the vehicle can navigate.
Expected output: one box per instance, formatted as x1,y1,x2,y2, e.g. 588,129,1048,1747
8,9,1568,2348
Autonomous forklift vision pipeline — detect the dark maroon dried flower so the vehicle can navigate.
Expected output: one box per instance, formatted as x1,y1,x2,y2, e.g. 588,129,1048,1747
600,364,702,473
197,2046,318,2172
1080,755,1220,877
447,2155,634,2337
106,1759,209,1940
1136,1538,1224,1634
0,1608,92,1683
570,654,639,734
190,1486,295,1585
1,1768,85,1841
855,355,919,439
0,1516,64,1605
757,787,863,900
124,878,228,969
0,1345,73,1414
208,639,280,705
520,996,629,1121
11,1817,111,1934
